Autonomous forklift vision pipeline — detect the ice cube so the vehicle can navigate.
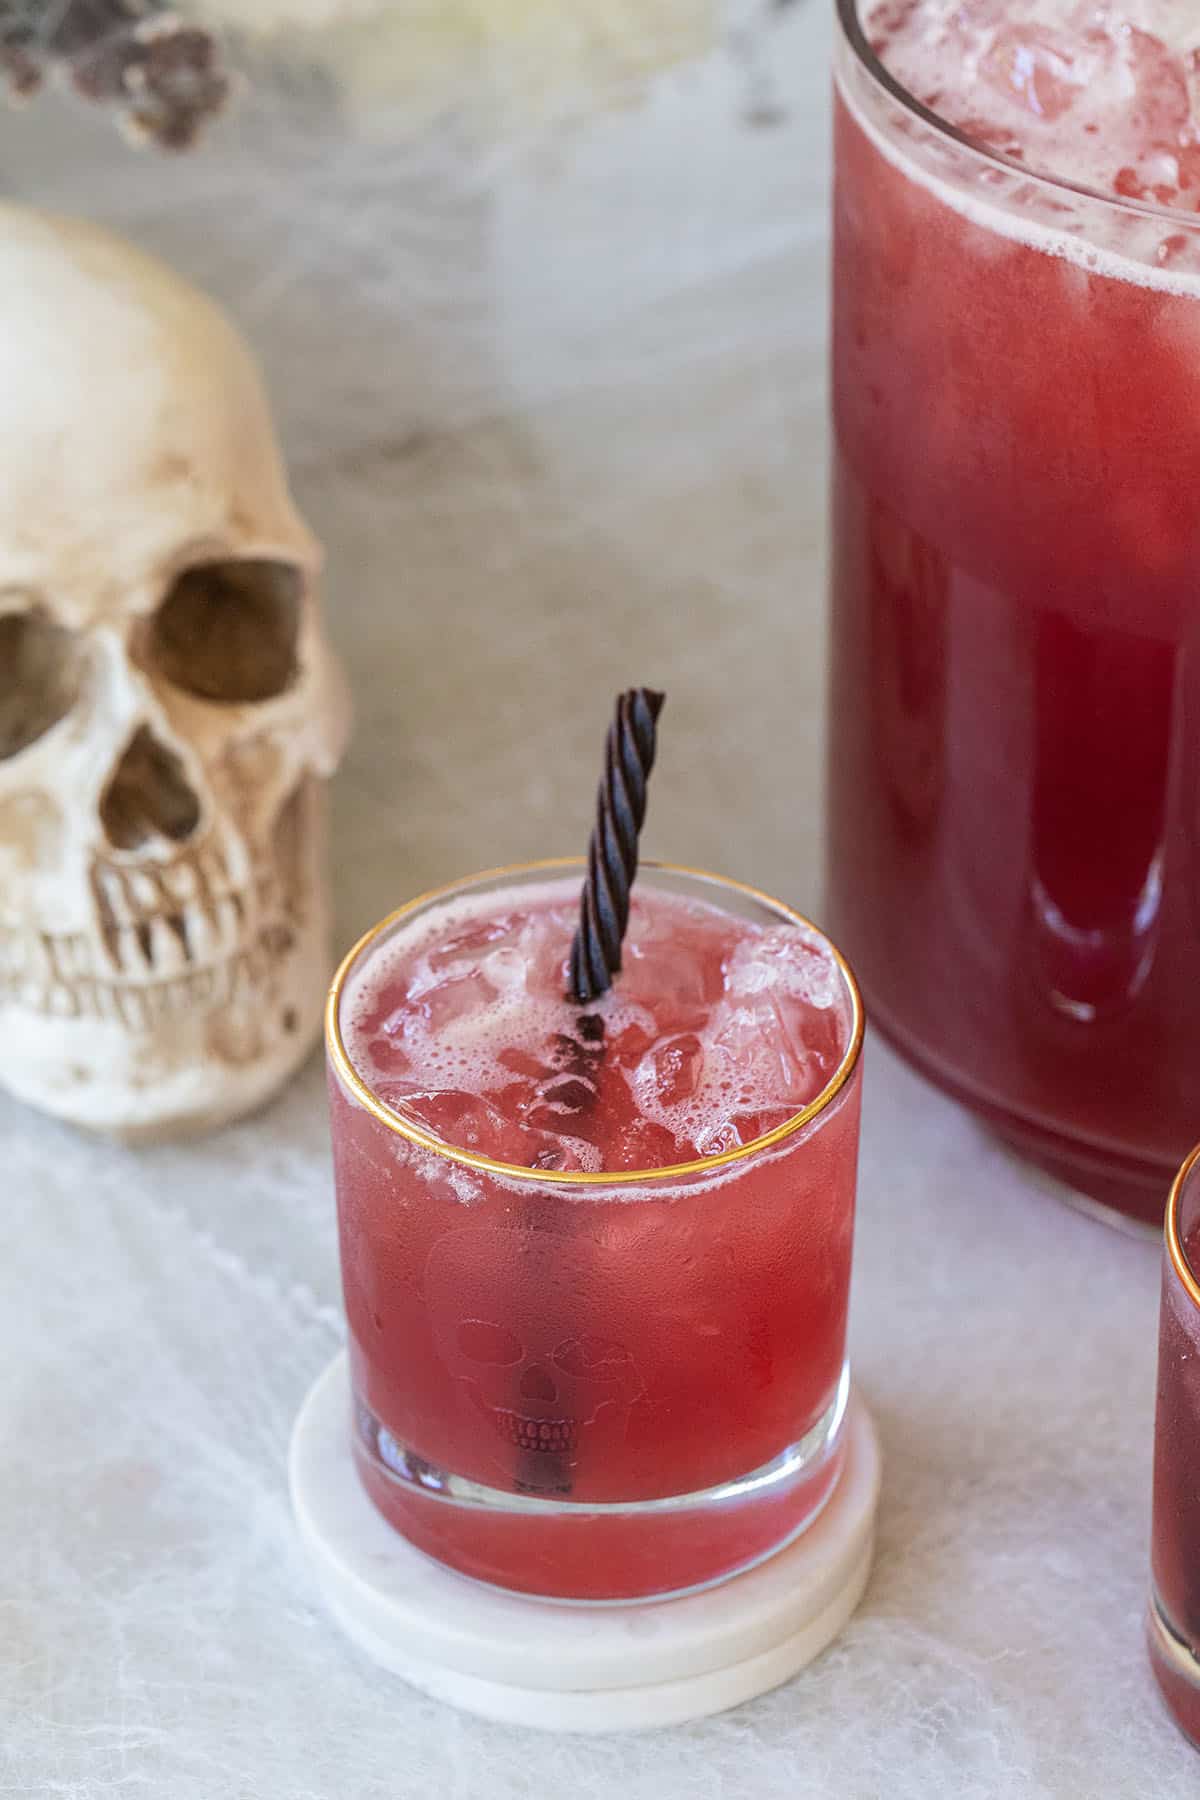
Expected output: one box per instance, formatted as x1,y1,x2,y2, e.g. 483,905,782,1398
416,971,498,1035
528,1139,587,1173
524,1072,600,1138
724,927,842,1011
693,1107,792,1158
693,1115,754,1157
396,1088,533,1162
693,1118,740,1157
707,996,827,1111
427,912,526,974
1122,24,1190,146
618,898,725,1025
778,995,844,1074
365,1033,411,1074
635,1033,704,1110
495,1076,542,1123
351,972,411,1040
980,25,1094,122
479,943,529,994
1156,232,1194,270
1175,141,1200,195
951,0,1010,22
607,1117,682,1172
538,1076,598,1115
1114,158,1181,207
609,1020,657,1067
530,1145,566,1170
510,906,576,1000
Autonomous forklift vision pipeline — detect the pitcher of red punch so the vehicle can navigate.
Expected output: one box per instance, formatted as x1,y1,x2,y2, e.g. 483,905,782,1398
827,0,1200,1227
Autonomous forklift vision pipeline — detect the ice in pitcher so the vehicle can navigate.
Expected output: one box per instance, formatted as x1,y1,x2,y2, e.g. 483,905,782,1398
869,0,1200,211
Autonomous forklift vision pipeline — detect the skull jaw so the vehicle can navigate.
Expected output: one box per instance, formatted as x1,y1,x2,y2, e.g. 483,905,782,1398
0,798,334,1139
458,1377,643,1491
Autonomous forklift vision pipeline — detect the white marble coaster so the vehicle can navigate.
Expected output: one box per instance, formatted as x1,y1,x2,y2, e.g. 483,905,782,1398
290,1352,881,1732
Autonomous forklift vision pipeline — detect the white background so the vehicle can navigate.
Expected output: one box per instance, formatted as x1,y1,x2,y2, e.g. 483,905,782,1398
1,4,1192,1793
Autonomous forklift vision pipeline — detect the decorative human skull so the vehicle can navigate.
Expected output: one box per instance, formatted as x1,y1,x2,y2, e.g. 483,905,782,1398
0,205,350,1137
425,1225,645,1491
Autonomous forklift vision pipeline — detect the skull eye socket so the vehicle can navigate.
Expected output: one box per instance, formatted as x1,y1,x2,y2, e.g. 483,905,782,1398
554,1335,633,1378
457,1320,523,1366
0,605,81,760
150,559,302,703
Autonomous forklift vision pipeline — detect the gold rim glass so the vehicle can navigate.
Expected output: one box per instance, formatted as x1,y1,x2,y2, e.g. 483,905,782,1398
326,858,865,1188
1166,1145,1200,1312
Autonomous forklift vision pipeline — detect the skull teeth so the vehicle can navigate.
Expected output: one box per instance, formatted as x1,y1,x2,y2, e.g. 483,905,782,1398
162,860,200,904
45,983,81,1018
198,846,230,894
94,865,133,926
185,906,221,963
115,925,150,974
127,868,164,912
490,1409,577,1454
0,942,294,1023
86,841,267,979
0,820,306,1021
148,914,189,975
51,934,92,979
213,893,243,945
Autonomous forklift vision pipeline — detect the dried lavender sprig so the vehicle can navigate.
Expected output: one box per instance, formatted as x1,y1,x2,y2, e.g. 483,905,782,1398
568,687,665,1004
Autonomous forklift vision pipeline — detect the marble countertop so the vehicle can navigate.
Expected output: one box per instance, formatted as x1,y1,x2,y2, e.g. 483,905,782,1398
1,4,1192,1794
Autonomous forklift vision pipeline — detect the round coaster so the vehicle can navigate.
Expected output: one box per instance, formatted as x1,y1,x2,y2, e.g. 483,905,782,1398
290,1352,881,1732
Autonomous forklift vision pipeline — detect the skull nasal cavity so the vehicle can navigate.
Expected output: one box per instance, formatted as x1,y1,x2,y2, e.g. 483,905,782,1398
519,1364,558,1404
100,726,202,851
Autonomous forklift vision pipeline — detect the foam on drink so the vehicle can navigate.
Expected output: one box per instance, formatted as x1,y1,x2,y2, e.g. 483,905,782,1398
342,879,851,1173
853,0,1200,289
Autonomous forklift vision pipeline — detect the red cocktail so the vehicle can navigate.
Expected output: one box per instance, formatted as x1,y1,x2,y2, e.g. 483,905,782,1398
828,0,1200,1225
326,862,863,1600
1149,1145,1200,1749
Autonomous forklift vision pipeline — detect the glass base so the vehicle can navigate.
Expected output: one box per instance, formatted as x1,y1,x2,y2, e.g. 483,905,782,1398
865,1000,1170,1232
1148,1592,1200,1750
290,1355,882,1728
352,1364,851,1603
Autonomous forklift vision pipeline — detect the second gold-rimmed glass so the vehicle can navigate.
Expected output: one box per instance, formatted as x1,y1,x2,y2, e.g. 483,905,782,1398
325,860,864,1603
1150,1146,1200,1748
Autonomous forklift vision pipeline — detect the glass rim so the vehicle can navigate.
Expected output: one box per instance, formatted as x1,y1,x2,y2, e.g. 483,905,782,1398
324,856,865,1188
835,0,1198,231
1166,1144,1200,1310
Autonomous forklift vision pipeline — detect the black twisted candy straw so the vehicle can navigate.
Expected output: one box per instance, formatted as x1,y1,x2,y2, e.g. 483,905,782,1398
568,688,666,1004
